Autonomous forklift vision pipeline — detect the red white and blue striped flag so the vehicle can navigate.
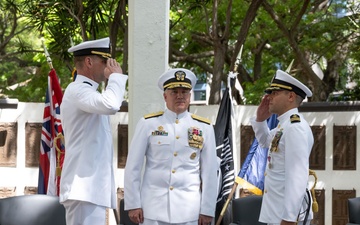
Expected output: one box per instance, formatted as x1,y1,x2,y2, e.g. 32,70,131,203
38,68,64,196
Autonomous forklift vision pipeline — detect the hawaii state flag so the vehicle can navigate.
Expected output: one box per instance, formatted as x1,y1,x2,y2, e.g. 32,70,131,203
38,68,65,196
236,114,278,195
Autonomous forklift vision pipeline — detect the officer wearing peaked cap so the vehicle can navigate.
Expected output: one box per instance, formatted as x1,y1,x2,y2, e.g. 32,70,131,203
60,37,128,225
124,68,218,225
250,70,314,225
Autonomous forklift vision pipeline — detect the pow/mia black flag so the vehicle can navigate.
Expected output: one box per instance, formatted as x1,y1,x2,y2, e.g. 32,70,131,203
214,88,235,225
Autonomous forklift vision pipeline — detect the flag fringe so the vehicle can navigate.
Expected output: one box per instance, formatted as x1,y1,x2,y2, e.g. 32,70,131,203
235,176,263,195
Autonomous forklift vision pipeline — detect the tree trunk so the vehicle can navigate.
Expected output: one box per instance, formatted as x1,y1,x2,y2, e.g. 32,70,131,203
209,43,227,104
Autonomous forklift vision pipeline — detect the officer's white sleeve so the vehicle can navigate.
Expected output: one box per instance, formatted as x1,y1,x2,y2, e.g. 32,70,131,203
75,73,128,115
282,123,312,221
250,117,272,148
124,117,148,210
199,124,218,217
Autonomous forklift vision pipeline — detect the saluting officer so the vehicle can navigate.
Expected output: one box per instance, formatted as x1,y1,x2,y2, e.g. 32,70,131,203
60,37,128,225
251,70,314,225
124,68,218,225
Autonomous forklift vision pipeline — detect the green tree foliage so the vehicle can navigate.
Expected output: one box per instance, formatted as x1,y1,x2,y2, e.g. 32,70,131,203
0,0,128,102
0,0,359,104
0,0,48,101
169,0,360,104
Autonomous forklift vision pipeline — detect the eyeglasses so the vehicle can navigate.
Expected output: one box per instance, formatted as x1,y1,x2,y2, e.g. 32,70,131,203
167,89,191,97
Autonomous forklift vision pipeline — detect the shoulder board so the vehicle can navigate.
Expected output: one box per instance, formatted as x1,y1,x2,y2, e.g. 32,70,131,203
191,114,211,125
290,114,301,123
144,111,164,119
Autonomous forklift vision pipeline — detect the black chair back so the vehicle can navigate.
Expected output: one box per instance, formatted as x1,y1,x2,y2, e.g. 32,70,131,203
0,194,66,225
231,195,266,225
348,197,360,225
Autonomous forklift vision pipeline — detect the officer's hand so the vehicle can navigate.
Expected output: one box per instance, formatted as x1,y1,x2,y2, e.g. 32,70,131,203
128,208,144,224
104,58,123,79
256,95,271,122
198,214,213,225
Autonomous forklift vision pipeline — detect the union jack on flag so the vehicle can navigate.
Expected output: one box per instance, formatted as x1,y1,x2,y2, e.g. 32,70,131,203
38,68,65,196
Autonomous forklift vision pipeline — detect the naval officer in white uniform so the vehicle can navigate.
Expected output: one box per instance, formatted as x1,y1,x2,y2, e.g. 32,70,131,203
124,68,218,225
251,70,314,225
60,37,128,225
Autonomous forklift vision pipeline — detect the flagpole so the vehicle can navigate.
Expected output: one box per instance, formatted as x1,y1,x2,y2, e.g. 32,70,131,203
216,182,238,225
42,39,53,70
215,45,242,225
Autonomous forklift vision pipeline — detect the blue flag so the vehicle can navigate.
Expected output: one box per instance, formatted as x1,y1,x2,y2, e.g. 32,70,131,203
236,114,278,195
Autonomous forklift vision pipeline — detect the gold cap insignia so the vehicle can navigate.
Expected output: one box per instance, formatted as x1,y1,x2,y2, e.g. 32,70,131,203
175,71,186,81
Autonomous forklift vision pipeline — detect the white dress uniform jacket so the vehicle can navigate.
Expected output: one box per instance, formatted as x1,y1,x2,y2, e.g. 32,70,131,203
60,74,128,208
250,108,314,223
124,109,218,223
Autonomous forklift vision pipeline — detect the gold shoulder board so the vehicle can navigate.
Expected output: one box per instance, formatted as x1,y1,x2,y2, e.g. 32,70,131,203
290,114,301,123
191,114,211,125
144,111,164,119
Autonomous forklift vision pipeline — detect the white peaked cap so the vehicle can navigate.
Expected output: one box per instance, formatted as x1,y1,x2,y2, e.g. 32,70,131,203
265,70,312,98
158,68,197,91
68,37,111,58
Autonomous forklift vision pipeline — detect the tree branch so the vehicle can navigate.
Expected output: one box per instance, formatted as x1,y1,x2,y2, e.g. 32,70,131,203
231,0,264,71
169,48,214,74
61,1,87,40
0,3,18,51
290,0,311,32
223,0,233,39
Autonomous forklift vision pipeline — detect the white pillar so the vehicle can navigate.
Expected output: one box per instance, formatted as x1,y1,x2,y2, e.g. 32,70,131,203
128,0,170,139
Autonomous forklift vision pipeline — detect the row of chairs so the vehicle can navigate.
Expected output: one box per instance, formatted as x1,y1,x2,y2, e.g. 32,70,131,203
0,194,359,225
118,196,265,225
119,195,265,225
119,195,360,225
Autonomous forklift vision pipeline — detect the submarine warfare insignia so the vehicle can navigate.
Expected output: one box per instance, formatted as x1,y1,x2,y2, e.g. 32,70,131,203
188,127,204,149
151,126,168,136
